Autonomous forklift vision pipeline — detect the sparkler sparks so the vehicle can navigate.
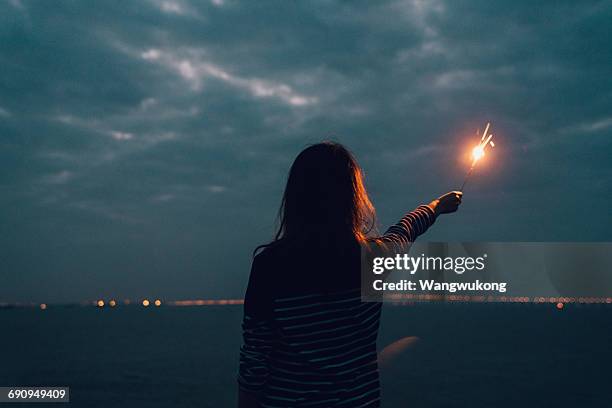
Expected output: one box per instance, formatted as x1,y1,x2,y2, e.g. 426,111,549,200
460,122,495,191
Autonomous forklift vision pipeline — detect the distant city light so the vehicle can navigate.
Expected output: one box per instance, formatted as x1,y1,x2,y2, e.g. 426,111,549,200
8,296,612,310
169,299,244,306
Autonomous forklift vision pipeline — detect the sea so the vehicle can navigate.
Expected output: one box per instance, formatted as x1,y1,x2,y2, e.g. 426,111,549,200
1,303,610,407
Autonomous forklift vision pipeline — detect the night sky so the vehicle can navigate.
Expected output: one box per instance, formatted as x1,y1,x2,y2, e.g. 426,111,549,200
1,0,611,303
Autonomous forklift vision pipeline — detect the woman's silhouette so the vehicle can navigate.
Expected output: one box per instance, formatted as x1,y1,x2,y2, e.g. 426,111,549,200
238,142,462,407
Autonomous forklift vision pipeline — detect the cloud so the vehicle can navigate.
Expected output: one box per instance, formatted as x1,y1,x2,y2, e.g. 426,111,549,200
69,200,145,224
109,131,134,141
151,193,175,202
158,1,184,14
148,0,200,17
42,170,73,185
7,0,24,10
574,117,612,133
140,47,318,106
207,185,227,193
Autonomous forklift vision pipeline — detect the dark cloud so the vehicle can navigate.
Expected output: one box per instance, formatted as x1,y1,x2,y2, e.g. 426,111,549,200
1,0,610,302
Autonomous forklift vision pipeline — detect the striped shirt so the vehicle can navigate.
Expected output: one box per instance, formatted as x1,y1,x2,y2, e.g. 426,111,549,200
238,205,436,407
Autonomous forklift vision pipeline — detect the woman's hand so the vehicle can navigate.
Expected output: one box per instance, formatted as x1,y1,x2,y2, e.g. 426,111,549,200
428,191,463,216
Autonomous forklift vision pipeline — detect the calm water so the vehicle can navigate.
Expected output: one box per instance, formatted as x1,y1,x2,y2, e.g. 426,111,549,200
1,303,610,407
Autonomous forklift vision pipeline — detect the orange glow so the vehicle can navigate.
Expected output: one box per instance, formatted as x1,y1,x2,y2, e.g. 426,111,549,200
471,145,485,162
556,302,564,310
154,299,162,307
460,122,495,191
97,300,105,307
40,303,47,310
468,122,494,165
142,299,150,307
109,299,117,307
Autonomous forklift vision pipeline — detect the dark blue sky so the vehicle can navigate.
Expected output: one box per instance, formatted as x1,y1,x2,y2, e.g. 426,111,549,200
1,0,611,303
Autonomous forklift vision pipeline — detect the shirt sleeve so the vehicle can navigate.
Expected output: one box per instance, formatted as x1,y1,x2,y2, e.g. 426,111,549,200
378,204,437,245
237,254,275,393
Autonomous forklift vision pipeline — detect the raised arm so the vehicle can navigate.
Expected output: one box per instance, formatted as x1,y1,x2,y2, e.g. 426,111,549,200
379,191,463,245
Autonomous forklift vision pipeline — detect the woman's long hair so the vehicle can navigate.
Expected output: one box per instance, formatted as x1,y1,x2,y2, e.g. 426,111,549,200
256,142,376,253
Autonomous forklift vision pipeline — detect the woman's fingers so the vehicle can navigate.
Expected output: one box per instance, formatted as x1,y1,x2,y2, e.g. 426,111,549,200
452,191,463,205
435,191,463,214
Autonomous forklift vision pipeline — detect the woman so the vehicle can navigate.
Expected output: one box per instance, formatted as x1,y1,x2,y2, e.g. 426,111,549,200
238,142,462,407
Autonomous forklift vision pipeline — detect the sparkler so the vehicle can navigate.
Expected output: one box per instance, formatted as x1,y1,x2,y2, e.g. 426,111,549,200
460,122,495,191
